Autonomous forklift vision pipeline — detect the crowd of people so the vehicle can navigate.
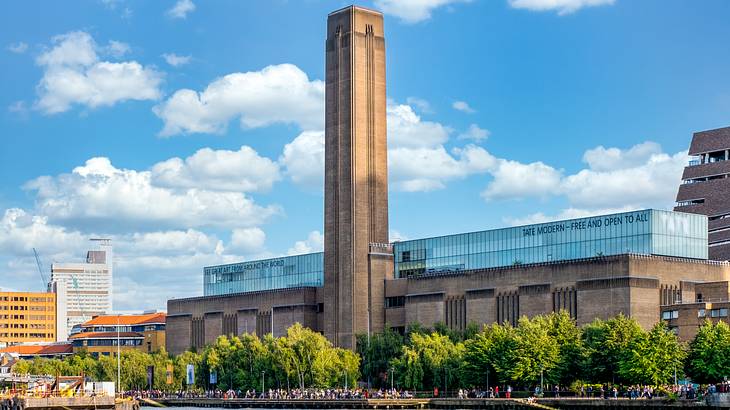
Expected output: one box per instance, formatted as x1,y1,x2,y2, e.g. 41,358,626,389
121,381,730,402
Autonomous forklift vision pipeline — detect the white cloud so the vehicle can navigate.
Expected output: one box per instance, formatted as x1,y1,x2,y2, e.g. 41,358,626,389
229,228,267,254
279,131,325,189
481,159,562,201
151,146,281,192
105,40,130,57
482,141,686,211
390,230,409,242
275,100,493,192
388,102,451,147
390,145,496,192
0,208,86,257
287,231,324,255
406,97,433,114
374,0,470,23
561,148,687,209
154,63,324,136
581,141,662,172
35,31,162,114
24,157,280,231
452,100,475,113
8,101,28,117
458,123,490,142
508,0,615,15
162,53,192,67
166,0,195,19
123,229,223,256
7,42,28,54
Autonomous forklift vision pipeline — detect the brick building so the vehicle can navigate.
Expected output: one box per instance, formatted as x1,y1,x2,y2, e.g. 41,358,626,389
675,126,730,261
166,5,730,354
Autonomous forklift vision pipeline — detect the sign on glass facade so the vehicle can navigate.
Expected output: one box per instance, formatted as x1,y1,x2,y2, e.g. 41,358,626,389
203,210,708,295
203,252,323,296
393,209,707,278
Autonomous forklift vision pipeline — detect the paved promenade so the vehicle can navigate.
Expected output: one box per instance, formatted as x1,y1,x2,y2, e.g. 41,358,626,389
148,397,714,410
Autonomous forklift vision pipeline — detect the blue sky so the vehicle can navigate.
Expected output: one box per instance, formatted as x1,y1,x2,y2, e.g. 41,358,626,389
1,0,729,311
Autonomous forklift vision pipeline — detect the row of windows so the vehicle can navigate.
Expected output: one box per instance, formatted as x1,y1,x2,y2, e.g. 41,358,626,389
73,339,143,347
699,308,729,318
663,308,729,320
0,332,53,338
0,314,52,320
84,324,165,333
0,323,52,329
385,296,405,308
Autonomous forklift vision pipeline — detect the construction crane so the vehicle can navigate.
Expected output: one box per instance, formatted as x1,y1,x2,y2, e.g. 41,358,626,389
32,248,48,289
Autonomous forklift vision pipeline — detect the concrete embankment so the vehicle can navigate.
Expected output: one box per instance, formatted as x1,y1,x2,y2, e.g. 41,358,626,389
152,397,718,410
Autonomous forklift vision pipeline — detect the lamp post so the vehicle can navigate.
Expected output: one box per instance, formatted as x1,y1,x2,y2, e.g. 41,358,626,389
117,316,121,395
261,371,265,397
390,368,394,391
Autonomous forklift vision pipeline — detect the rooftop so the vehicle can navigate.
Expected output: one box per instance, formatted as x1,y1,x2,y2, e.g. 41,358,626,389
82,312,166,326
0,343,72,355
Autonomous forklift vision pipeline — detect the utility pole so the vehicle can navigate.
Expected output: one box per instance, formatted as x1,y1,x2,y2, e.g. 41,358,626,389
117,316,121,395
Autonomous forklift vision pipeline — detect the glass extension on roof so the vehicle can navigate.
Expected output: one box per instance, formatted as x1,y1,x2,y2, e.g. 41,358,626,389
393,209,708,279
204,252,323,296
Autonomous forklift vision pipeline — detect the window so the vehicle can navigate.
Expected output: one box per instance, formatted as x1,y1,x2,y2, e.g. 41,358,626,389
697,293,703,303
661,310,678,320
721,308,729,318
385,296,405,309
698,309,706,318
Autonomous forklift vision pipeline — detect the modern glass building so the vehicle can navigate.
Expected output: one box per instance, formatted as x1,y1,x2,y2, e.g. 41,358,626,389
394,209,707,278
204,209,708,295
204,252,323,296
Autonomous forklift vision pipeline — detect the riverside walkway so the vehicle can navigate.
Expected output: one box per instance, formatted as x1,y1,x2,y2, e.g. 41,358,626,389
148,397,715,410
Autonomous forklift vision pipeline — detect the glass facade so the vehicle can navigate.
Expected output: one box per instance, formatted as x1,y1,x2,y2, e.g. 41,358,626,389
394,210,708,278
203,210,708,295
204,252,324,296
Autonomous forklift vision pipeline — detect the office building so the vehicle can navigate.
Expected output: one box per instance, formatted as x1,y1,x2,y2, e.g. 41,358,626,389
166,6,730,354
69,312,166,357
51,239,113,335
0,291,60,345
675,126,730,261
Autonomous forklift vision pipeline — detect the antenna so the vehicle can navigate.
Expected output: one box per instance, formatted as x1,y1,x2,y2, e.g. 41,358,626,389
32,248,48,289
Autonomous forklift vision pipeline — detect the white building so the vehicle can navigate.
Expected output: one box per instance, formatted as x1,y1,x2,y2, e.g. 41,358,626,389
50,239,112,336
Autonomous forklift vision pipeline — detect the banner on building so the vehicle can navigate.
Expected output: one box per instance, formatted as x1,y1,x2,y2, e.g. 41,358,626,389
146,366,154,390
166,364,173,385
186,364,194,385
209,370,217,385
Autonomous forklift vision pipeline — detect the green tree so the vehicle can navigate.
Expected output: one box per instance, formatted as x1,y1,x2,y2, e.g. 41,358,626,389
583,314,643,383
545,311,586,385
391,332,463,391
509,315,559,385
357,327,404,387
686,320,730,383
174,350,202,389
618,322,685,385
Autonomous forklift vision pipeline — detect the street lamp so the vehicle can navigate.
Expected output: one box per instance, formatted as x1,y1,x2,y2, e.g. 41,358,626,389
261,371,265,397
390,368,394,391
